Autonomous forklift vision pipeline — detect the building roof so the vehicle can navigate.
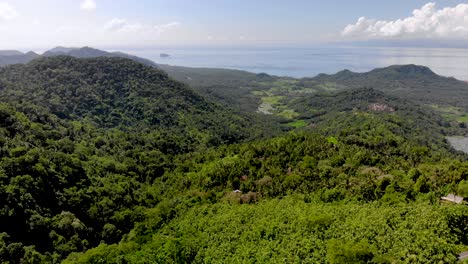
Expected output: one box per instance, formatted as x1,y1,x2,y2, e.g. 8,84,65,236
441,193,464,204
459,251,468,260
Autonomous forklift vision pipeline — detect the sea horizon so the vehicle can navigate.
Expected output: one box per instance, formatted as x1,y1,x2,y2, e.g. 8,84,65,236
120,46,468,80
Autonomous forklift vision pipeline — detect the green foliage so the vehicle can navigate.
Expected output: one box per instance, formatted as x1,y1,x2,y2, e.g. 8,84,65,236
66,198,466,263
327,239,373,264
458,180,468,197
312,64,468,111
0,57,281,262
1,56,468,263
287,119,307,128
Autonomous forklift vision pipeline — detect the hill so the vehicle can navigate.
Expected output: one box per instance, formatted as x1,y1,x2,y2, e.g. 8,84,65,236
158,64,279,111
0,56,279,150
64,88,468,263
0,50,24,56
0,52,468,263
178,64,468,126
43,47,157,67
2,46,466,119
0,51,39,66
156,63,468,126
0,56,283,262
0,47,156,68
309,64,468,110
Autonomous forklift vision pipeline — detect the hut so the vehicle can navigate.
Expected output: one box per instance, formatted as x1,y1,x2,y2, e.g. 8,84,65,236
441,193,464,204
459,251,468,261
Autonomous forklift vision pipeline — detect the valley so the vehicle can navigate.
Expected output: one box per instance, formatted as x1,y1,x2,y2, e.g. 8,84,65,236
3,0,468,263
0,49,467,263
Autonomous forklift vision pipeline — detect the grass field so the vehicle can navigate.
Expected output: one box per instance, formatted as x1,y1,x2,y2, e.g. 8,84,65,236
287,120,307,128
430,104,468,123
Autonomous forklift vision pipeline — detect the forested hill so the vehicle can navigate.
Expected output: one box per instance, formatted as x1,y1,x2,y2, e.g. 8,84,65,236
4,56,281,141
0,56,213,128
155,62,468,122
0,47,156,67
43,47,157,67
310,64,468,109
1,47,467,114
64,87,468,263
291,87,459,148
0,55,467,262
0,51,40,67
1,50,468,263
0,56,281,262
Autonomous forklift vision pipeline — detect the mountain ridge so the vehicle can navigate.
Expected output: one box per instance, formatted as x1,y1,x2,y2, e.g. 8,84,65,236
0,46,157,67
302,64,468,110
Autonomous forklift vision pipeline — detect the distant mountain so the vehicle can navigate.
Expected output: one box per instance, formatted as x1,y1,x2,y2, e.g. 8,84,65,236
314,65,438,82
43,46,157,67
1,46,466,113
0,51,466,264
46,46,80,54
309,64,468,110
0,46,157,68
0,51,39,66
0,50,24,56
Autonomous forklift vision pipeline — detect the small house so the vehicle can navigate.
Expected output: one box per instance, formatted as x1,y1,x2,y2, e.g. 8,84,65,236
459,251,468,261
441,193,464,204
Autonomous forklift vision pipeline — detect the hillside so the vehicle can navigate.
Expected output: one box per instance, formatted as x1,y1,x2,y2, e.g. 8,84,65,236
157,63,468,126
158,64,280,111
308,65,468,109
0,53,468,263
0,47,156,68
64,88,468,263
0,51,40,66
43,47,157,67
0,50,24,56
0,56,281,149
180,64,468,127
0,56,283,262
3,47,467,119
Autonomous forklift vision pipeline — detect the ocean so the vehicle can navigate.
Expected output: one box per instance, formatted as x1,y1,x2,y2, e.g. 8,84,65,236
123,46,468,80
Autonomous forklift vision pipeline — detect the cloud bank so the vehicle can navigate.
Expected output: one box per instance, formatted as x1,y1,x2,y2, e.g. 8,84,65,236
342,2,468,39
104,18,180,34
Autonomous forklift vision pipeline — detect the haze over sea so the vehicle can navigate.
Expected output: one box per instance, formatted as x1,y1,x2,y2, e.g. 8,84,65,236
124,46,468,80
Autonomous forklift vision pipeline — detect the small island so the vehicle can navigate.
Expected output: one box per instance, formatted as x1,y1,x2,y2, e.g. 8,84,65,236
160,53,170,58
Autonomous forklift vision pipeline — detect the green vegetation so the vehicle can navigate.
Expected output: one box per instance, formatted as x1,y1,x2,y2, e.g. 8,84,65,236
458,114,468,123
64,107,468,262
430,105,468,124
64,198,467,263
0,57,282,263
311,65,468,111
278,109,299,119
1,56,468,263
167,63,468,127
262,95,285,105
287,119,307,128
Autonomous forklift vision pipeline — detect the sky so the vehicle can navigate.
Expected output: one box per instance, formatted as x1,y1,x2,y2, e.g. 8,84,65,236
0,0,468,51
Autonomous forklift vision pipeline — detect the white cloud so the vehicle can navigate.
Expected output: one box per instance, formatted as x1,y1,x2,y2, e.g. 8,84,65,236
104,18,180,34
342,2,468,39
0,2,18,21
104,18,129,32
154,22,180,34
80,0,96,11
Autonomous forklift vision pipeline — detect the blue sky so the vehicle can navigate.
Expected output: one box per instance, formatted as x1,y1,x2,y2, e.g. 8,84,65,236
1,0,468,50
